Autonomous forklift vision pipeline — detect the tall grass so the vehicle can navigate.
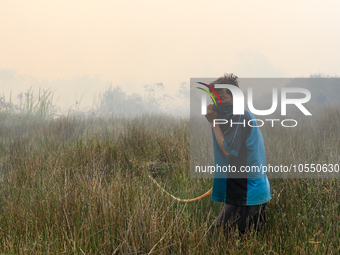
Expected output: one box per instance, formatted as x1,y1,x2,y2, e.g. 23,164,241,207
1,88,59,120
0,106,339,253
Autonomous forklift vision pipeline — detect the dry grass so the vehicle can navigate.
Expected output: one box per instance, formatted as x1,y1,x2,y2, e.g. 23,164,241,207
0,106,339,254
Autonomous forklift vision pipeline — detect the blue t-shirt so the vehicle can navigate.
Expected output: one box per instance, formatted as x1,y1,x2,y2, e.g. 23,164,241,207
211,107,271,206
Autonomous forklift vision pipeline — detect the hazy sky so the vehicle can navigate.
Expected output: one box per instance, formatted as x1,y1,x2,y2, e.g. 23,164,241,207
1,0,340,110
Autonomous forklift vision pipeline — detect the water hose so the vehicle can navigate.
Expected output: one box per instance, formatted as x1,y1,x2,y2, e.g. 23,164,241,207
147,174,212,202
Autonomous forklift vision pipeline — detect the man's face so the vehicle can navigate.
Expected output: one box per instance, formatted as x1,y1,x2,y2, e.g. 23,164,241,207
214,88,233,103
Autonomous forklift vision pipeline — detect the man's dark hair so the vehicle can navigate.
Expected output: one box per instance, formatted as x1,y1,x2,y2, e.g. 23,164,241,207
209,73,239,97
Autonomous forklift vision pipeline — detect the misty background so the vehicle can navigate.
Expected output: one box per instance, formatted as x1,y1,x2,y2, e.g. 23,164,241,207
1,1,340,117
1,69,340,118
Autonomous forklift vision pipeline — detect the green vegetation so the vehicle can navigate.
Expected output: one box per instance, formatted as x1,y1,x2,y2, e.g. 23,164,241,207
0,88,59,119
0,104,340,254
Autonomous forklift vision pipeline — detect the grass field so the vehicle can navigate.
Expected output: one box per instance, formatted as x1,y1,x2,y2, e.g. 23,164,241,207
0,106,340,254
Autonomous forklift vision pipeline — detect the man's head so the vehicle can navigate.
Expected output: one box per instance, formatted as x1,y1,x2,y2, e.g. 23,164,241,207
209,73,239,103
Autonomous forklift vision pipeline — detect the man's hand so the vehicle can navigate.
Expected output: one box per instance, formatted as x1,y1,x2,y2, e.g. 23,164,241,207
205,104,218,126
206,104,231,157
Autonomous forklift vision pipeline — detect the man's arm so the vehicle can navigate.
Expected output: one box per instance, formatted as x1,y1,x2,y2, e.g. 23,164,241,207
205,104,232,158
212,124,232,158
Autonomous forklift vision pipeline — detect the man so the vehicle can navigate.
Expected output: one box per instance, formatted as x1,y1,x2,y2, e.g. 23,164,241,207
205,74,271,236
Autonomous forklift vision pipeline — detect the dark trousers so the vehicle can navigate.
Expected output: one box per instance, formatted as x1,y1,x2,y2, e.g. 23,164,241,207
211,203,267,236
